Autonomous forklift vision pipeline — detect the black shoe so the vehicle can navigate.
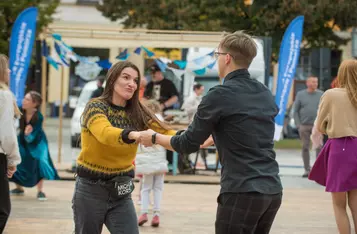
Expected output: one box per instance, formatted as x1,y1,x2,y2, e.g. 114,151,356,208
10,188,25,196
302,171,310,178
37,191,47,201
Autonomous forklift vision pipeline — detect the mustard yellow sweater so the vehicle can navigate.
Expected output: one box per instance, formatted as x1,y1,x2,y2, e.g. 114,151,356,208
77,99,176,178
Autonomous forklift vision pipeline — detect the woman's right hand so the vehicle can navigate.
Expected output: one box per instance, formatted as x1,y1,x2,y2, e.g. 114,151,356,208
24,124,33,136
7,166,16,178
129,131,141,142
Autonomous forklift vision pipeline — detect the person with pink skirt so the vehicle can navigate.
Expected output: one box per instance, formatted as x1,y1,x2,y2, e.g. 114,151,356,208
309,59,357,234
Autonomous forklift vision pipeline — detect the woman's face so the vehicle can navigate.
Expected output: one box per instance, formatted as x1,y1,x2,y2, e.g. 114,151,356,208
22,93,37,110
113,67,139,101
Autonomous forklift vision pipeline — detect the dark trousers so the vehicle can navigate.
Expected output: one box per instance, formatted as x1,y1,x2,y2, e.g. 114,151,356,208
215,192,282,234
166,150,173,165
0,154,10,233
72,177,139,234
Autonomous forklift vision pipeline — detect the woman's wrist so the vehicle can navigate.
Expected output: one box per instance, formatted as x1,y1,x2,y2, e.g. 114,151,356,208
128,131,140,140
122,130,137,144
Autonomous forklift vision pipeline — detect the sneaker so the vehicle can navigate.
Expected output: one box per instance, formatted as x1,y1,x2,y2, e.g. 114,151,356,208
37,191,47,201
151,215,160,227
10,188,24,196
138,213,148,226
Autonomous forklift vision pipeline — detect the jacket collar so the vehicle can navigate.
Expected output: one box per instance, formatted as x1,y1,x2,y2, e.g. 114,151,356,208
223,69,250,83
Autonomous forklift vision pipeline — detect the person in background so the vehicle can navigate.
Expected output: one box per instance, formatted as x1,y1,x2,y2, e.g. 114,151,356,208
144,64,180,167
0,54,21,233
139,76,147,100
136,75,148,204
293,76,324,177
91,75,105,98
181,83,205,122
144,64,179,111
180,83,206,174
309,59,357,234
10,91,59,201
136,100,168,228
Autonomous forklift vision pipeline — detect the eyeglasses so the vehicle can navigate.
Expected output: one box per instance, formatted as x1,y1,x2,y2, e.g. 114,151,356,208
214,52,230,59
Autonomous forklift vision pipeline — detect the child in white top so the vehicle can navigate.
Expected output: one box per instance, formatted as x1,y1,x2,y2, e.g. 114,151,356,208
136,100,168,228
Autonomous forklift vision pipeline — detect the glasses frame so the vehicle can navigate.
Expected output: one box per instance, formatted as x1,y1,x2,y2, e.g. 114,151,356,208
214,52,234,59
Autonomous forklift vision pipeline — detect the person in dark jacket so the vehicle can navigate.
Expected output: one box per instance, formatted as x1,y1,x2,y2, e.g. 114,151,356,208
139,32,283,234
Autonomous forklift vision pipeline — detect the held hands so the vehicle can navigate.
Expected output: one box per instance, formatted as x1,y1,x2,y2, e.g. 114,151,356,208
139,129,156,147
128,129,156,147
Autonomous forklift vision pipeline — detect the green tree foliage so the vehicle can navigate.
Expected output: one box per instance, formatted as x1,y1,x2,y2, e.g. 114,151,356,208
0,0,59,55
98,0,357,60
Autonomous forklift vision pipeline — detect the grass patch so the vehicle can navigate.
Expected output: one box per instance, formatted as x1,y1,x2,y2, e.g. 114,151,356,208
274,139,301,149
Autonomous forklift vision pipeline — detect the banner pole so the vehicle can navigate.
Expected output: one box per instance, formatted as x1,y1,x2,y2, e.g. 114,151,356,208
40,35,47,126
57,66,64,164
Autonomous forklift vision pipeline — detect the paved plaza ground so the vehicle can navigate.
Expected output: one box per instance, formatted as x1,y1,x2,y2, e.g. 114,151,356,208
4,178,346,234
3,118,346,233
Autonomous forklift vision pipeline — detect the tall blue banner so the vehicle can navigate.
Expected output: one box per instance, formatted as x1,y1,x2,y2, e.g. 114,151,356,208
9,7,38,106
274,16,304,141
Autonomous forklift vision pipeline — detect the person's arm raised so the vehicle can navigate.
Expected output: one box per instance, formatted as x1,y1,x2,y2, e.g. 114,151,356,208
84,101,140,145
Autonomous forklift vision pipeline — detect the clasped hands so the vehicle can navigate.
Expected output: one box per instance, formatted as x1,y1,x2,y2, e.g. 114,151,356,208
129,129,156,147
129,130,215,149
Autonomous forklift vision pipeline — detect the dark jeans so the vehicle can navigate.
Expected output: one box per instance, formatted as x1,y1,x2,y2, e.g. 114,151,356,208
72,177,139,234
0,154,10,233
215,192,282,234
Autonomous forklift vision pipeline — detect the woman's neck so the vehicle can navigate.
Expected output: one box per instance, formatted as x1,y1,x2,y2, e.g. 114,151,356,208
112,95,126,107
26,108,36,115
25,109,36,123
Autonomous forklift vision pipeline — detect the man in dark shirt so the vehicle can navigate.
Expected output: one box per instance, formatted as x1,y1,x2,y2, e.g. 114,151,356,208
91,76,105,99
144,64,179,110
139,32,283,234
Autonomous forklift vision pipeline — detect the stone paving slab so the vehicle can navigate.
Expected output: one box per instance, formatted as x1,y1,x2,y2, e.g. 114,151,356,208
4,181,347,234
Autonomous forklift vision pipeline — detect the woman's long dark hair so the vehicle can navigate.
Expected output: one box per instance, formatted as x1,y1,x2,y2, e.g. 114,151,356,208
19,91,43,132
97,61,169,131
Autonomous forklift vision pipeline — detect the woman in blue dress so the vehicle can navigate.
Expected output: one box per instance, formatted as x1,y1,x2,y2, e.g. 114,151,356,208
10,91,59,200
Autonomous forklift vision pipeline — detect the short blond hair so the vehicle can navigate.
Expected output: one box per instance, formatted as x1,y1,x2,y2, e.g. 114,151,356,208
219,31,257,68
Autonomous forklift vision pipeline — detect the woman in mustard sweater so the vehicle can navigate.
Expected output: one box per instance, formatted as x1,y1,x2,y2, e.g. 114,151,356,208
73,61,176,234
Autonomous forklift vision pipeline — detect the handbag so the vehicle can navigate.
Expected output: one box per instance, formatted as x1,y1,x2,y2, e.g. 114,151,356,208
109,175,135,200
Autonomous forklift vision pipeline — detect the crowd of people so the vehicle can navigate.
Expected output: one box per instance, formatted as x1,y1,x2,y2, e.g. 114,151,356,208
0,30,357,234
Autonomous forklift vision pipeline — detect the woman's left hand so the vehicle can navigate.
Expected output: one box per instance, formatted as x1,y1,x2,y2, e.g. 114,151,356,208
311,125,323,149
24,125,33,136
